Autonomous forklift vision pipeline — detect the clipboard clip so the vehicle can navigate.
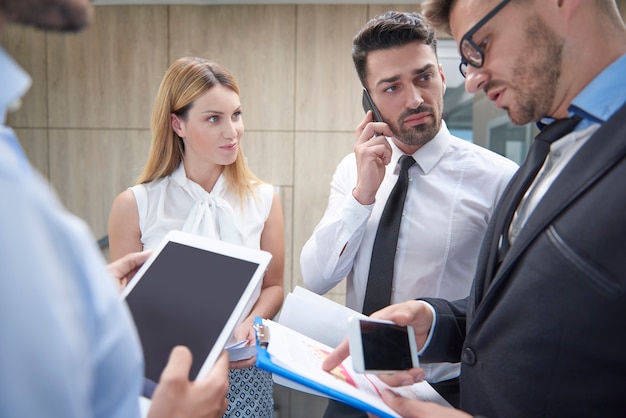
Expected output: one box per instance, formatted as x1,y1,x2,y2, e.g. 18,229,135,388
254,322,270,348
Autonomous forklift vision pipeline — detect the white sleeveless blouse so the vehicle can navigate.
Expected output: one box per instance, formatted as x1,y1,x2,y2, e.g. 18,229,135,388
130,163,274,251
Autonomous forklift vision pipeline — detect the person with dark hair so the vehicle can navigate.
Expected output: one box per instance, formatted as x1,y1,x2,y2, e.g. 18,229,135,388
300,10,518,417
0,1,229,417
323,1,626,417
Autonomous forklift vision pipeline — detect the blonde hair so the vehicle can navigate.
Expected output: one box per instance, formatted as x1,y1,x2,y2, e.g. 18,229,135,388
137,56,262,201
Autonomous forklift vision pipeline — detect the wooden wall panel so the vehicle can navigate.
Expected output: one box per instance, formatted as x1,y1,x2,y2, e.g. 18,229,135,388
292,131,355,299
277,186,294,295
238,130,294,291
48,129,151,239
243,131,293,187
169,5,296,132
4,25,47,129
368,3,421,17
46,6,169,129
295,5,366,132
15,129,49,178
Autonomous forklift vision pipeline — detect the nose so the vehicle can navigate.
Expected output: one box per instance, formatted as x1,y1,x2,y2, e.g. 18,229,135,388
464,66,490,94
407,85,425,109
223,120,239,139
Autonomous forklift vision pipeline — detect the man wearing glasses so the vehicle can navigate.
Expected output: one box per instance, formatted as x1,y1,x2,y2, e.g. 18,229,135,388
322,0,626,417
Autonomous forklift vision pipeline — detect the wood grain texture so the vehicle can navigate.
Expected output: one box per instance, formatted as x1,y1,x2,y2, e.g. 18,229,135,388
15,128,49,178
292,131,355,298
241,130,294,187
48,128,151,239
4,25,47,129
169,5,296,132
46,6,169,129
295,5,366,132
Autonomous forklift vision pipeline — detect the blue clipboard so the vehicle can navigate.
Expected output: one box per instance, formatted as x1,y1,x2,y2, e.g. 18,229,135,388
253,317,397,418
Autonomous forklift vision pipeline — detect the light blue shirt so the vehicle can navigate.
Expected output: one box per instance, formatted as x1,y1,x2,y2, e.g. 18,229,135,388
513,53,626,230
0,47,143,418
570,53,626,127
538,53,626,130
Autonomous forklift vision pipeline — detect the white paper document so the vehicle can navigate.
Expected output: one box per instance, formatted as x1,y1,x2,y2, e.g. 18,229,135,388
277,286,367,348
271,287,451,412
257,318,450,418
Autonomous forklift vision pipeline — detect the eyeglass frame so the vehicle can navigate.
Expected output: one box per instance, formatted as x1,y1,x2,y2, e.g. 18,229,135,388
458,0,512,78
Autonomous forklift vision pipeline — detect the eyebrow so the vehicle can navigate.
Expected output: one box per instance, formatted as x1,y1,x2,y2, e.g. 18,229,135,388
375,63,436,87
200,106,242,115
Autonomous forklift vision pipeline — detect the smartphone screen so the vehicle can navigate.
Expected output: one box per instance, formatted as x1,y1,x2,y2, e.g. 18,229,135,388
362,88,384,122
359,320,417,371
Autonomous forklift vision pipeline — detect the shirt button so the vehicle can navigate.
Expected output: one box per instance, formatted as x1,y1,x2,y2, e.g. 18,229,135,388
462,347,477,366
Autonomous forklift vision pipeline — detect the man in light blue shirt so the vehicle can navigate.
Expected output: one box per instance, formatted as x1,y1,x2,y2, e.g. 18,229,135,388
0,1,229,417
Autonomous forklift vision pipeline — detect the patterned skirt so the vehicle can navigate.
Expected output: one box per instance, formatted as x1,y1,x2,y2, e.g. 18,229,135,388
223,365,274,418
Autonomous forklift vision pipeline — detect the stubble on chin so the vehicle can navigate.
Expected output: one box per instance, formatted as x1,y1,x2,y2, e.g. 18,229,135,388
391,105,441,146
394,112,441,148
508,16,563,125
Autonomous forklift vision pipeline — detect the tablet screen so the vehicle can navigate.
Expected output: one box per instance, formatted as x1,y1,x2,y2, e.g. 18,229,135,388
125,240,260,382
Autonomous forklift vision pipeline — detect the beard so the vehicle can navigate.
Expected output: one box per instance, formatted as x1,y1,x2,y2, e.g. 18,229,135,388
0,0,92,32
498,16,564,125
390,104,442,148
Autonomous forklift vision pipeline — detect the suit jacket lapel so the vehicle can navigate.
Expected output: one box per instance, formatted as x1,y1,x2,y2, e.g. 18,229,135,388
469,146,543,313
472,174,522,306
482,101,626,303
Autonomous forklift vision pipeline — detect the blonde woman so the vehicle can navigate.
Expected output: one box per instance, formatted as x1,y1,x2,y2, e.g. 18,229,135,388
109,57,284,418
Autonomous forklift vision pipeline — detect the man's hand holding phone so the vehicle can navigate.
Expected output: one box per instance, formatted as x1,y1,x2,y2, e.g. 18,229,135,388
321,301,459,417
348,317,419,374
322,300,433,381
352,88,395,205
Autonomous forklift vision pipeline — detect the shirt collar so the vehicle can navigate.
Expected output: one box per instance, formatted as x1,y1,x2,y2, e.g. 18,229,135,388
538,53,626,131
171,162,188,186
389,120,451,175
171,161,225,194
0,48,32,125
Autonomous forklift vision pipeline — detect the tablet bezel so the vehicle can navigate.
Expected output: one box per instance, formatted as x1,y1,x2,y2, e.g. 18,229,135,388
121,229,272,383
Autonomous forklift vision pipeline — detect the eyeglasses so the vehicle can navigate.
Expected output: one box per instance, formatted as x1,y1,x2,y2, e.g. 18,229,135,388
458,0,512,78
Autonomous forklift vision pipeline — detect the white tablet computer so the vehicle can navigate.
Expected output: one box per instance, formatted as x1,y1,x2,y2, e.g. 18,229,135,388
120,230,272,396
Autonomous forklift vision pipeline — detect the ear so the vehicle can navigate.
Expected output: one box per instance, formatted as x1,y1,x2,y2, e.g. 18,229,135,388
171,113,185,138
545,0,580,28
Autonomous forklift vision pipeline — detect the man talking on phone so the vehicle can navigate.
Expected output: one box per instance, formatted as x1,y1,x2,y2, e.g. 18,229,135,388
300,10,518,417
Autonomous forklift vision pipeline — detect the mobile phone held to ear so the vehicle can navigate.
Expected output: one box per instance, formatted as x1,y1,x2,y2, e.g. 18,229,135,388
362,88,384,122
348,317,419,374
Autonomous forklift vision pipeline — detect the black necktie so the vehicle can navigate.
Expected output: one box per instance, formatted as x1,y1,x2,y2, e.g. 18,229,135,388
363,154,416,315
495,115,582,263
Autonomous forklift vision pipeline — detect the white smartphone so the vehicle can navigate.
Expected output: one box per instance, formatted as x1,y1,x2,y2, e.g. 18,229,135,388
348,316,419,374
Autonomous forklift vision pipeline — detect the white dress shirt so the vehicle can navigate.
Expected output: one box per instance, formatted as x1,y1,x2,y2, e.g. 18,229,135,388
509,124,600,243
300,122,518,381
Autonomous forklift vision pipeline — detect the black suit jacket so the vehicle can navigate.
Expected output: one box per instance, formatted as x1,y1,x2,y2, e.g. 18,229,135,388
421,102,626,418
